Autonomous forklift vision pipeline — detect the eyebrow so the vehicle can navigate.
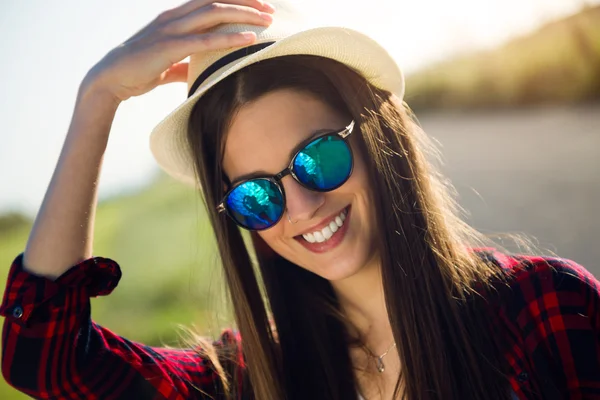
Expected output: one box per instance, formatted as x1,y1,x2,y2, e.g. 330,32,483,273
228,127,338,186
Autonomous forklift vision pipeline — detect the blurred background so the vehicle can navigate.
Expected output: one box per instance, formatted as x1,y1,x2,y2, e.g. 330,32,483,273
1,0,599,397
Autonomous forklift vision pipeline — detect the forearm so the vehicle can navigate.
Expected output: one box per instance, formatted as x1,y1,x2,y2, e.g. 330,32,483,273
23,80,121,279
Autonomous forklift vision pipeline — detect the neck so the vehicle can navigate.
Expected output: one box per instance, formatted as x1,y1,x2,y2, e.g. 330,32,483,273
330,256,394,354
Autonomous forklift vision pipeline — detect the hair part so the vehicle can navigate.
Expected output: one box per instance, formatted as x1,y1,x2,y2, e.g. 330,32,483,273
186,55,515,399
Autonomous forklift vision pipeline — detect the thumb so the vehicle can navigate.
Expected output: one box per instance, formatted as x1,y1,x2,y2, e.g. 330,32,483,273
159,62,189,85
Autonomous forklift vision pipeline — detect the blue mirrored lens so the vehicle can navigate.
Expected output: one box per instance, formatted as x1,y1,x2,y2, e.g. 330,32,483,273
226,179,284,230
293,135,352,190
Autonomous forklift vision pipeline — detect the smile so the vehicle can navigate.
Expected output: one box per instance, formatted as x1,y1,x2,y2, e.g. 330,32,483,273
294,206,351,254
301,209,347,243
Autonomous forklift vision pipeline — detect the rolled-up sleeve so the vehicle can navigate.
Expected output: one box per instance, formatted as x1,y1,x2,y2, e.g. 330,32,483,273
1,253,121,328
1,253,226,400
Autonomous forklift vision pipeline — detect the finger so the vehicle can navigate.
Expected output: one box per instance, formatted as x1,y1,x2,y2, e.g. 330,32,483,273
164,3,273,35
169,31,257,57
160,0,274,22
158,62,190,85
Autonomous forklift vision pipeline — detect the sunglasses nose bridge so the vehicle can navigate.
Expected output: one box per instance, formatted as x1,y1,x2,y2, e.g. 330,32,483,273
274,167,292,183
280,174,325,222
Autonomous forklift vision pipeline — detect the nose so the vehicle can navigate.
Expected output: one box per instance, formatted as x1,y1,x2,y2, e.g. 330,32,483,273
281,176,325,223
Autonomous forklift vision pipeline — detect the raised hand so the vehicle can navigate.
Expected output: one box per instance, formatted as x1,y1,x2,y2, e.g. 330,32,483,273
85,0,275,104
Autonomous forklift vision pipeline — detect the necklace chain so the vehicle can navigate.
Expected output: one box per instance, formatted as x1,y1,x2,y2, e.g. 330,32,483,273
365,341,397,373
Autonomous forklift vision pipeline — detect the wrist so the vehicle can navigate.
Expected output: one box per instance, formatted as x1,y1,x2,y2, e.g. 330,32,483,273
70,75,121,144
78,70,122,112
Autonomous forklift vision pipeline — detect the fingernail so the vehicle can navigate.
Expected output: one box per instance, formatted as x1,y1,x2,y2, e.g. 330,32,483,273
260,12,273,22
263,2,276,12
241,32,256,41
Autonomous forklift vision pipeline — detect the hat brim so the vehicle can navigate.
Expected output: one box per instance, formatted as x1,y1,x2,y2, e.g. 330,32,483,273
149,26,404,187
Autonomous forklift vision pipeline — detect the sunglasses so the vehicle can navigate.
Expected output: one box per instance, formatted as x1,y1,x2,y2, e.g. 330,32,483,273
217,120,356,231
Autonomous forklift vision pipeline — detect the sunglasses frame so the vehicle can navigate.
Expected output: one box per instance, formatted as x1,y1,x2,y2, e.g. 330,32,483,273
217,120,356,231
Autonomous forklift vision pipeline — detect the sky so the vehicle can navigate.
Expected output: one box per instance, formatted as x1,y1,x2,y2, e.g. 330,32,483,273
0,0,596,216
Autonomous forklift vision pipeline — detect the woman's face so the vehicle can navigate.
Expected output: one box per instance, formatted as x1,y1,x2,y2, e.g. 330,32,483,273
222,89,378,282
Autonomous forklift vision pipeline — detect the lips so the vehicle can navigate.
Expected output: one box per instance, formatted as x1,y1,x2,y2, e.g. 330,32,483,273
294,206,351,254
301,208,347,243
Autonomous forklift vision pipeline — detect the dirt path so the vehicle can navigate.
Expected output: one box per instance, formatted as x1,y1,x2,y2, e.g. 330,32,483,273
417,105,600,276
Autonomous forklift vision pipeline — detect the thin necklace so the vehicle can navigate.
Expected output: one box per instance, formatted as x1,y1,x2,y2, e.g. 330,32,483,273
366,341,397,373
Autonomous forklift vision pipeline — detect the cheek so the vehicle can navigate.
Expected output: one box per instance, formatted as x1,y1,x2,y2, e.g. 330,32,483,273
256,223,288,253
347,147,378,238
348,145,373,197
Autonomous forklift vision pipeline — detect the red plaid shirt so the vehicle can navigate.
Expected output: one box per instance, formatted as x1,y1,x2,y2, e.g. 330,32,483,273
1,249,600,399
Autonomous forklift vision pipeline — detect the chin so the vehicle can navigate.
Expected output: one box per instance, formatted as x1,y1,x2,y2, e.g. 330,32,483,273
304,248,374,282
317,264,364,282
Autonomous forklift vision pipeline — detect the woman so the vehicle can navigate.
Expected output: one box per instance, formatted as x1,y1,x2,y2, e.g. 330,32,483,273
1,0,599,399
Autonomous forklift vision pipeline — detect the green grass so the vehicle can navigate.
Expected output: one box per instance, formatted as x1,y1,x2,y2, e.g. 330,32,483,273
0,174,231,399
405,5,600,110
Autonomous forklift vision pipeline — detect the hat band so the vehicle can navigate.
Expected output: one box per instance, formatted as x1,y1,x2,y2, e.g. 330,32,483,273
187,41,276,98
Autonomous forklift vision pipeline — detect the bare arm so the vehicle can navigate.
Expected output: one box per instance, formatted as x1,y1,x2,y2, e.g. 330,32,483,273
17,0,274,280
22,82,120,279
1,1,273,397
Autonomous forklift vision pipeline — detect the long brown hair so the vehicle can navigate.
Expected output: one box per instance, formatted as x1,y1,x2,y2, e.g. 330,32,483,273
186,55,514,399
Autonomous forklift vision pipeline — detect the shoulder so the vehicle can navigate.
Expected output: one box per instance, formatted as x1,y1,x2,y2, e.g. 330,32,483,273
473,249,600,393
475,249,600,314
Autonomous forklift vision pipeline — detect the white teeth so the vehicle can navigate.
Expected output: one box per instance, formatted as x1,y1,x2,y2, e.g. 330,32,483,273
314,231,325,243
302,232,316,243
301,208,348,244
329,221,338,233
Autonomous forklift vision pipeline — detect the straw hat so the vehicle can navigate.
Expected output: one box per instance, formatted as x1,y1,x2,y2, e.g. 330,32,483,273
149,0,405,186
